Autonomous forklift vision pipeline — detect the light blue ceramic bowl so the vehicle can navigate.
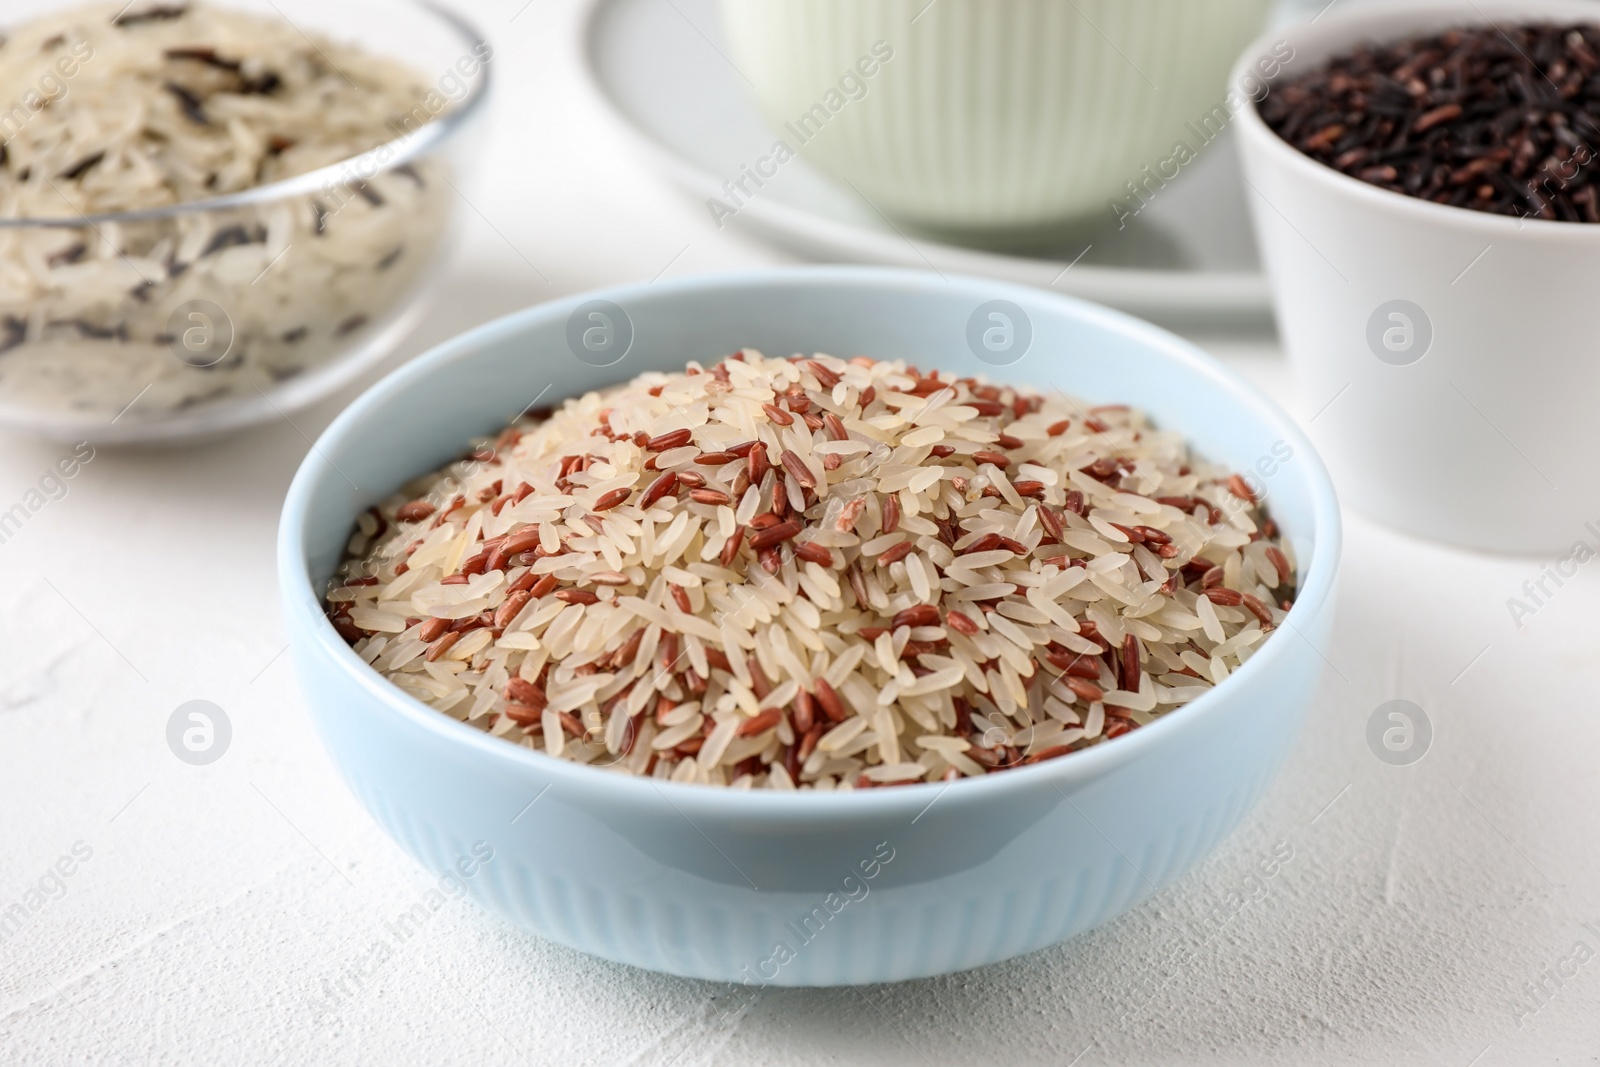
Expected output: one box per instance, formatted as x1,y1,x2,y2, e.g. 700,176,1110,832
278,267,1340,986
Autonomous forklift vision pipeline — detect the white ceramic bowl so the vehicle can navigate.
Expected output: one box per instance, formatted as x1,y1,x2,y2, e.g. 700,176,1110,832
279,267,1340,985
717,0,1274,237
1234,0,1600,554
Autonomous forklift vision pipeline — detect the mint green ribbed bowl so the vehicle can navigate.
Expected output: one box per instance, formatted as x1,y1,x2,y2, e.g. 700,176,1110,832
719,0,1274,238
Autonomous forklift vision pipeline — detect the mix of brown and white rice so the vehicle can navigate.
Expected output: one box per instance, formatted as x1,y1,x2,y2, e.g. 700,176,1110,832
327,351,1299,791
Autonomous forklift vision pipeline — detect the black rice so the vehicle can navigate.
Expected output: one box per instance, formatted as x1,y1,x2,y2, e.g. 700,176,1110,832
1259,23,1600,222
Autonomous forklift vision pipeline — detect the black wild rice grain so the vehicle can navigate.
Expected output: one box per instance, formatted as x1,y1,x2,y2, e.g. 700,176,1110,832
164,80,209,124
113,5,189,27
199,224,266,257
58,152,105,181
0,316,26,355
164,46,242,72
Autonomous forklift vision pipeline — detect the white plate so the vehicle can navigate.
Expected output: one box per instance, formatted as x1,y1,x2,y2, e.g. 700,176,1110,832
579,0,1277,327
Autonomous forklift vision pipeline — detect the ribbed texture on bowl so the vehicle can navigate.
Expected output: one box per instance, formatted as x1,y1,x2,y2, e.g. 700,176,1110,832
333,748,1284,985
719,0,1272,232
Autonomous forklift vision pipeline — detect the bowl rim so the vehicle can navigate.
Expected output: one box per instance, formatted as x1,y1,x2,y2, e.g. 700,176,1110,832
0,0,491,229
1233,0,1600,240
278,265,1343,821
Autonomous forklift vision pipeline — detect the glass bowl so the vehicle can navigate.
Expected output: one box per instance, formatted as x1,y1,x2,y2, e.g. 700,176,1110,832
0,0,490,445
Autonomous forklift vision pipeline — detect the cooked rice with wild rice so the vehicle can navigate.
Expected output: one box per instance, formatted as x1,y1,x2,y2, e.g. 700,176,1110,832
0,2,456,418
327,351,1298,791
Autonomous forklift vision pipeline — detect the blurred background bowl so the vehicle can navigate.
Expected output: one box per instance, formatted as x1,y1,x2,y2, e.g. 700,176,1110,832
717,0,1273,241
279,266,1341,985
0,0,490,447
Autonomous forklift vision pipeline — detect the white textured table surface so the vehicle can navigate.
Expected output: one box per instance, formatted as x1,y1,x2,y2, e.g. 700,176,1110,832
3,1,1598,1064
